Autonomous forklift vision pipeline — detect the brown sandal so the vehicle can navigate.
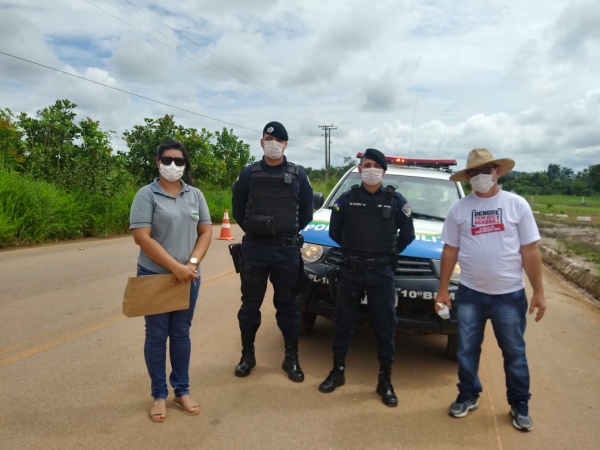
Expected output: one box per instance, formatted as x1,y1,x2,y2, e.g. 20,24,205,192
149,399,167,423
173,396,201,416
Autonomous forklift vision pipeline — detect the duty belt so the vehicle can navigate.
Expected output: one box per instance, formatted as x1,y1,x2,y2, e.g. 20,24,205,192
343,255,393,271
243,235,304,247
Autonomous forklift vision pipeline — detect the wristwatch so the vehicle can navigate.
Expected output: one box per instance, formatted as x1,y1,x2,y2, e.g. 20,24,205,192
188,257,199,267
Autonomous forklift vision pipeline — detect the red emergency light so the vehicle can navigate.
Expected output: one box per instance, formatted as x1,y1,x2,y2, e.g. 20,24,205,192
356,152,457,168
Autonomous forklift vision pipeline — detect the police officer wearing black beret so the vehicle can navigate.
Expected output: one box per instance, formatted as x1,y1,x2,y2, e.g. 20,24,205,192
232,121,313,382
319,148,415,406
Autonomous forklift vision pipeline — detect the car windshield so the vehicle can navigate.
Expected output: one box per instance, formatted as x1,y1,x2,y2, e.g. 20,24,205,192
326,172,461,220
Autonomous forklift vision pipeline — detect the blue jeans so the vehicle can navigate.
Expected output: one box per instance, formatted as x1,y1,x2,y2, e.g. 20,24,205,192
137,265,200,399
456,284,531,405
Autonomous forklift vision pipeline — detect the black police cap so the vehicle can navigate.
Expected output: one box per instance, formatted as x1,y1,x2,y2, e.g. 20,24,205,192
362,148,388,170
263,121,288,141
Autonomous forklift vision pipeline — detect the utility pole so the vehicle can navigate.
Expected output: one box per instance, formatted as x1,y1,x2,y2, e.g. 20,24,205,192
318,124,337,179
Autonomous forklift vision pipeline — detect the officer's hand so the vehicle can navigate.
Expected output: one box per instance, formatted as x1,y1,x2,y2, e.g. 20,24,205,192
171,263,199,284
434,290,452,312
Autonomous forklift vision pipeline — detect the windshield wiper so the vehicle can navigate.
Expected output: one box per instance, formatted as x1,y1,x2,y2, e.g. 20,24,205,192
412,212,445,221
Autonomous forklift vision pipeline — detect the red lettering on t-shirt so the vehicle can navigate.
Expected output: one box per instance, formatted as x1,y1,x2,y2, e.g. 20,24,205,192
471,224,505,235
471,209,504,235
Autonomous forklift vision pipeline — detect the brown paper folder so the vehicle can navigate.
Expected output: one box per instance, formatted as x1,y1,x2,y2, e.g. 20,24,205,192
123,274,190,317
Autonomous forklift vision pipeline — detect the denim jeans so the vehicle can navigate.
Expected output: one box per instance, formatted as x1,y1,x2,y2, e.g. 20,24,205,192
137,265,200,399
456,284,531,405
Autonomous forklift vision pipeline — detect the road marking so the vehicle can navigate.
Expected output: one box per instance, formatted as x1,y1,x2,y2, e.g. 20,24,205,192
0,268,236,368
0,316,124,369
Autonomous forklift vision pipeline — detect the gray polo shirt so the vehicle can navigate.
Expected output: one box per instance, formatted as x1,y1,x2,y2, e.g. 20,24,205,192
130,178,212,274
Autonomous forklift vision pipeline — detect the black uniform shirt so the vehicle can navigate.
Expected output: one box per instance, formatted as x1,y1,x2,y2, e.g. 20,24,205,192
329,184,415,256
232,156,313,235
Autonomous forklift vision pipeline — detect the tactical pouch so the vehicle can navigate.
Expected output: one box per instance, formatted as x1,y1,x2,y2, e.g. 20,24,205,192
326,266,340,300
228,243,242,273
245,215,275,236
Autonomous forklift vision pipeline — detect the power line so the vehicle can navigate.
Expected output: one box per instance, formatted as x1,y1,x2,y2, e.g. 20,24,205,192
81,0,237,86
121,0,313,117
0,51,320,148
0,51,261,133
84,0,311,119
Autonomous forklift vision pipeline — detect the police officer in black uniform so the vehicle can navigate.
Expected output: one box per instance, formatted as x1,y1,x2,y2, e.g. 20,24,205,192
231,121,313,382
319,148,415,406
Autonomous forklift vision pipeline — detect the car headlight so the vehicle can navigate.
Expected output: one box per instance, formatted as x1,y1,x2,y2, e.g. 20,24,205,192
301,243,324,263
450,263,460,284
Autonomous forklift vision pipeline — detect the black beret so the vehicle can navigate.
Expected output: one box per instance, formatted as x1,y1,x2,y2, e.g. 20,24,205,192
362,148,387,170
263,121,288,141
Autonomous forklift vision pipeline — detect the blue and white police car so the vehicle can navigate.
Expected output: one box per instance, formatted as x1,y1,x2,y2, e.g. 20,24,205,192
299,155,464,358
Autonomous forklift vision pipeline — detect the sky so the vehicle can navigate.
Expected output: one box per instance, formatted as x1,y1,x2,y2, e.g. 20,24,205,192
1,0,599,173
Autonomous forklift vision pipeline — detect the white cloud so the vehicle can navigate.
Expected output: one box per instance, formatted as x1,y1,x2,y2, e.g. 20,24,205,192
0,0,598,175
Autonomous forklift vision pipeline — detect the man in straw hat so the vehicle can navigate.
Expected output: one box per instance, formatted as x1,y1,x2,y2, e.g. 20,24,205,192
436,148,546,432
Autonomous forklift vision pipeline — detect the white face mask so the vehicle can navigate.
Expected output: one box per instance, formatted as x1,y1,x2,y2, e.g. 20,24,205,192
361,167,384,186
470,173,495,193
159,162,185,182
263,140,285,159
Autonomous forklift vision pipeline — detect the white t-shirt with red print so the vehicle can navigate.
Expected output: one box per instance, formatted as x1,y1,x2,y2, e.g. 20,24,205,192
441,190,540,295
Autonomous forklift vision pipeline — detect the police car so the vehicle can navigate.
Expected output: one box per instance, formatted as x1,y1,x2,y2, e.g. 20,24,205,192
299,154,464,358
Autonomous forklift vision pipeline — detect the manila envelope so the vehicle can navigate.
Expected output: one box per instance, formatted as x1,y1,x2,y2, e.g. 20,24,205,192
123,274,190,317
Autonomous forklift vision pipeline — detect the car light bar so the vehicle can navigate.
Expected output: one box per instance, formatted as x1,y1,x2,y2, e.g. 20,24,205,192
356,152,457,167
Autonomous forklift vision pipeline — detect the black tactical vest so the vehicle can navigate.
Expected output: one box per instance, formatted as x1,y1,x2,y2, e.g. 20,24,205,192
341,185,398,255
244,162,300,236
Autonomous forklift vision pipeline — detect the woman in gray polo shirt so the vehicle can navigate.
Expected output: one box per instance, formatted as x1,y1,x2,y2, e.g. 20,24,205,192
130,139,212,423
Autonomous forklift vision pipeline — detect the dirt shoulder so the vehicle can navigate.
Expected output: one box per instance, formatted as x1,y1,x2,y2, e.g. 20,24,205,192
537,219,600,301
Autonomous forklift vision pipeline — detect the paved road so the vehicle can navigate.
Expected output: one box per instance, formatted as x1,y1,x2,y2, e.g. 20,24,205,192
0,225,599,449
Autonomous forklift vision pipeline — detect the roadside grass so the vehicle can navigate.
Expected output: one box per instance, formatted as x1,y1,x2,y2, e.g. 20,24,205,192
525,194,600,226
311,178,338,201
557,238,600,275
0,171,235,247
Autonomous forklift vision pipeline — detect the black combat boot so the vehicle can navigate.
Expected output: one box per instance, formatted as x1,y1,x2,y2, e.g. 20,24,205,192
376,363,398,407
234,333,256,377
318,357,346,393
282,337,304,382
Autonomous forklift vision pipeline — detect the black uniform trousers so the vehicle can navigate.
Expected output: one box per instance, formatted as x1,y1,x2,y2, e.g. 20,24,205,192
333,264,398,364
238,240,301,339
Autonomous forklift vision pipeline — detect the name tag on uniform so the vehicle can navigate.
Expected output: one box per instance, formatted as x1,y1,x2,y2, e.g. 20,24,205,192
191,210,200,220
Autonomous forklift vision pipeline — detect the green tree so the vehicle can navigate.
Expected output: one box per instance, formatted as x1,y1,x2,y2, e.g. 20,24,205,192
122,115,188,185
0,109,25,171
209,127,253,189
77,117,133,196
18,99,81,188
122,116,254,188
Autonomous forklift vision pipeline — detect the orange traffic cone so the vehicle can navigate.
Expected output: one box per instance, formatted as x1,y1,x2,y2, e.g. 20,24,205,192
216,209,235,240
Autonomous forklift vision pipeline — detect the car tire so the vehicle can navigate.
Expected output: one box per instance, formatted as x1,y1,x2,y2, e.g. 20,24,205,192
447,334,458,360
299,311,317,335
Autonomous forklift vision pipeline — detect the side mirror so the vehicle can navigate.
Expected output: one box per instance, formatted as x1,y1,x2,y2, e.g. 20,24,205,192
313,192,324,210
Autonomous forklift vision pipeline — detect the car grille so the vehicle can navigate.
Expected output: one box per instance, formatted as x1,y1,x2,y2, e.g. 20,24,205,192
324,249,434,277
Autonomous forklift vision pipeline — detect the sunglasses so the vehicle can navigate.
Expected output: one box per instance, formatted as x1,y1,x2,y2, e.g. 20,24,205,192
466,165,497,178
159,156,186,167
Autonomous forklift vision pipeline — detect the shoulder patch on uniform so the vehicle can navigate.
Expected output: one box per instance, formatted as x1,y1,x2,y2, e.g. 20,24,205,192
402,204,411,217
333,200,341,212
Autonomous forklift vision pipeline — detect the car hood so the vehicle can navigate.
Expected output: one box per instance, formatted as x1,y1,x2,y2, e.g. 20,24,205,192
300,208,444,260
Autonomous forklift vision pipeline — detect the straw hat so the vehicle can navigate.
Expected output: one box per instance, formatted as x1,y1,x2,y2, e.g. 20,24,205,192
449,148,515,182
